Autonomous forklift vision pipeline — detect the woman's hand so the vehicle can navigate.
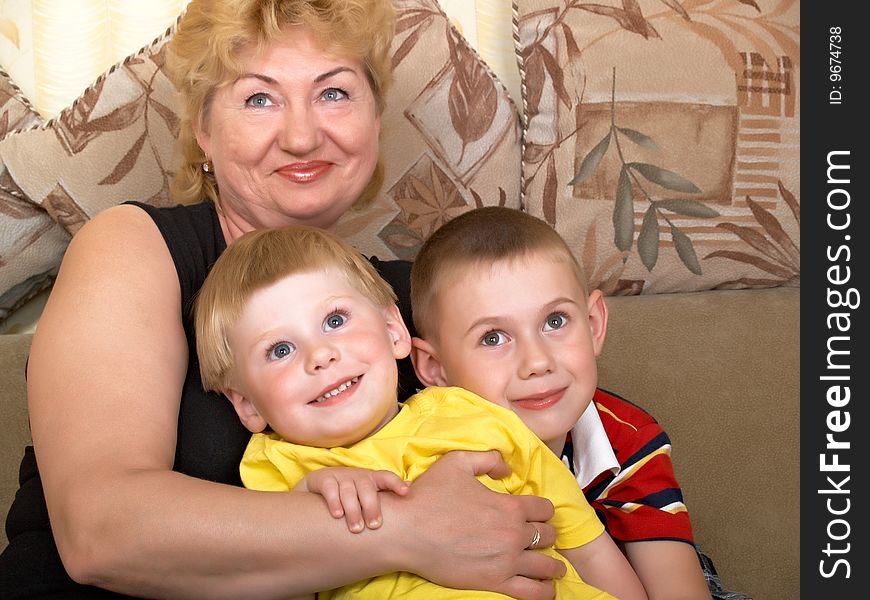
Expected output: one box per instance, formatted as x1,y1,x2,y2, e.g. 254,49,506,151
385,450,566,600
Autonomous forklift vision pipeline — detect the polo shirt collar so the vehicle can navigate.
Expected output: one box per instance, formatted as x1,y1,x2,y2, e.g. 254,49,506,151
569,400,620,488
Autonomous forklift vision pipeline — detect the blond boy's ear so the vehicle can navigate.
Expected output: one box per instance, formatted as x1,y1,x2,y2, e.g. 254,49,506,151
224,389,269,434
586,289,608,357
383,303,412,360
410,337,450,387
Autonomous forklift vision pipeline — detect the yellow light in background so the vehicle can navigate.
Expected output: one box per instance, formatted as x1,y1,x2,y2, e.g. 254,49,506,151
108,0,183,64
27,0,187,119
32,0,109,119
474,0,522,116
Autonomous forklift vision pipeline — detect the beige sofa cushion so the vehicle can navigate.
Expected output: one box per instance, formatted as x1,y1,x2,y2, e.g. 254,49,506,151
0,333,32,549
599,287,799,600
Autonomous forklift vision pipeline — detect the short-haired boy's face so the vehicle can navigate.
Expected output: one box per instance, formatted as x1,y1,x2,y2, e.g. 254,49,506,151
418,254,606,449
224,268,410,447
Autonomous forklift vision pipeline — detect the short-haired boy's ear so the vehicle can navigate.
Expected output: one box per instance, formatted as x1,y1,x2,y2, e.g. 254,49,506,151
410,337,449,387
224,389,269,434
586,289,608,357
383,304,412,360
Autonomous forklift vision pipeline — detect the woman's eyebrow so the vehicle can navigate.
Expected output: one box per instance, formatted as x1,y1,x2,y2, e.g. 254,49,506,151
235,66,356,88
313,66,355,83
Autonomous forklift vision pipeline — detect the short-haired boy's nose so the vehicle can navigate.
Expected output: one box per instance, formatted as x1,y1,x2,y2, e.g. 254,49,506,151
519,337,554,379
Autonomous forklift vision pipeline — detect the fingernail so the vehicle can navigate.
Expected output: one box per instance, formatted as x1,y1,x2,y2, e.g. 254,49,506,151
350,521,364,533
368,517,382,529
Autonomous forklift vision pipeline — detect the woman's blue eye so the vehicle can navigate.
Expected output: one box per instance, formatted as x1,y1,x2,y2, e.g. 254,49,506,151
544,313,567,331
321,88,348,102
246,93,272,107
269,342,294,360
324,313,347,331
481,331,507,347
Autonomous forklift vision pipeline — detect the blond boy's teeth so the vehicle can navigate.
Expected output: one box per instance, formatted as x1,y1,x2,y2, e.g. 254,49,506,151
314,377,359,403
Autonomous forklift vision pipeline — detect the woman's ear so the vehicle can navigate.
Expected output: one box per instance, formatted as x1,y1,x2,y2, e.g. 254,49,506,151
384,304,412,360
410,337,449,387
586,289,609,357
192,112,211,159
224,388,268,434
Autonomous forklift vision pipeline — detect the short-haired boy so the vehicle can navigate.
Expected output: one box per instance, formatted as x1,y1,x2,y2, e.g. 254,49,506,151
410,206,712,600
194,224,646,600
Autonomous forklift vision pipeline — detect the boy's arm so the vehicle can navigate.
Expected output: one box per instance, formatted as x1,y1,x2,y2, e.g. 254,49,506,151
623,540,711,600
296,467,410,533
584,392,711,599
559,533,647,600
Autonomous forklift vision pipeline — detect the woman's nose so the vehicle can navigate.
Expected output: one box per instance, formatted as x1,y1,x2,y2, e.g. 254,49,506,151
279,104,322,155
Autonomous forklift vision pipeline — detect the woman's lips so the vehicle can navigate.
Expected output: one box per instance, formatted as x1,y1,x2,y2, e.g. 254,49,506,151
276,161,332,184
511,388,566,411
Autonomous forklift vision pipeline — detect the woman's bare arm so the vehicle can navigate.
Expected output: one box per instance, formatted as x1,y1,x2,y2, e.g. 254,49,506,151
28,205,564,599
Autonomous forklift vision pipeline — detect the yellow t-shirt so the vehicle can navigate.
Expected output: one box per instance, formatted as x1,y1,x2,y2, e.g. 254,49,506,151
241,386,611,599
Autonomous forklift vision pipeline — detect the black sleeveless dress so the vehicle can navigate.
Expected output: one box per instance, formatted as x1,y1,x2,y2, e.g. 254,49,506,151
0,202,418,598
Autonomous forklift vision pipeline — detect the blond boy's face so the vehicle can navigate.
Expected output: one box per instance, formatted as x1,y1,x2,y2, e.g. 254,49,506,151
224,269,410,447
414,254,607,453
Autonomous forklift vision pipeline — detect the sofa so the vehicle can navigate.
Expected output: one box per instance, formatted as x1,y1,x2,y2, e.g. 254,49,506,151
1,1,799,598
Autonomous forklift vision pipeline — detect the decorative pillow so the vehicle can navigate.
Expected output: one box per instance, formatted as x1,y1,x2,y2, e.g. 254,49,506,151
336,0,522,259
0,25,180,236
0,1,521,267
0,69,70,324
515,0,799,294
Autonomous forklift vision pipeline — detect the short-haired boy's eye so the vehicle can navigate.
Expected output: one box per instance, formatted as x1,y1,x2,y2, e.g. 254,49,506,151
543,312,568,331
269,342,295,361
481,331,507,347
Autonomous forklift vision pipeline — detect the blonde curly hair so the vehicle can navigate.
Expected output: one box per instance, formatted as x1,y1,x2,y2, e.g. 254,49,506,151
165,0,395,207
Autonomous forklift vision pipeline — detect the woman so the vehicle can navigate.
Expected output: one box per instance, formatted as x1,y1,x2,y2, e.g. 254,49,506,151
0,1,565,598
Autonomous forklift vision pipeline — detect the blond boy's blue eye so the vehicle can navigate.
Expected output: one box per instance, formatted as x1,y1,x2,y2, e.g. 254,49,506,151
324,313,347,331
269,342,294,360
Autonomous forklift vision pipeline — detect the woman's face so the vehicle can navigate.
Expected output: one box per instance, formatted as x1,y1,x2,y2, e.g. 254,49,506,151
196,26,381,233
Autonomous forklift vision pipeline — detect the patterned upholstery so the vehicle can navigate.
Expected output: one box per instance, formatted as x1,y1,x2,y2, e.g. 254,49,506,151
515,0,799,294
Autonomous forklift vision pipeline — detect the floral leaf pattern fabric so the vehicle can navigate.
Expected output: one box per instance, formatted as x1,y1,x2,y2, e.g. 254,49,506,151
0,69,69,324
0,31,180,236
337,0,522,259
516,0,799,294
